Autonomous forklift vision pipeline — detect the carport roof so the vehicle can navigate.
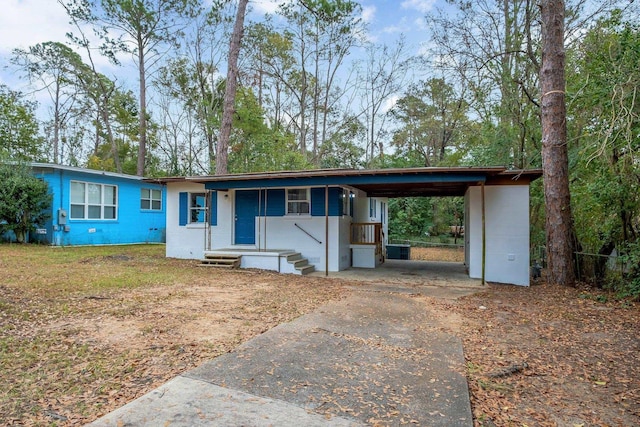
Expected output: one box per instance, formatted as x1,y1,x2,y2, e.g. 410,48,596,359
147,167,542,198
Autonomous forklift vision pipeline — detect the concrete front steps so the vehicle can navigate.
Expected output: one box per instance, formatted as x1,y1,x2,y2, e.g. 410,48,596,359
199,254,242,268
285,252,315,275
199,250,315,275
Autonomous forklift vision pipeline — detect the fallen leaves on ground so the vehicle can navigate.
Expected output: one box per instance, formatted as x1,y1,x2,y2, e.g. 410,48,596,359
447,282,640,427
410,246,464,263
2,244,639,426
0,245,347,426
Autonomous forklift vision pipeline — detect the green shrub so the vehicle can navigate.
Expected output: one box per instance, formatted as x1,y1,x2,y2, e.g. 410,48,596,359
610,242,640,300
0,161,51,243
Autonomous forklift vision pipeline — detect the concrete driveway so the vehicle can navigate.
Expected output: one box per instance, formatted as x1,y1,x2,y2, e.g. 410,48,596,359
88,277,476,426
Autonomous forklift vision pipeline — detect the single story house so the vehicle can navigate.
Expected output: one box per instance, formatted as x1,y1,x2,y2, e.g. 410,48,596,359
149,167,541,286
23,163,166,246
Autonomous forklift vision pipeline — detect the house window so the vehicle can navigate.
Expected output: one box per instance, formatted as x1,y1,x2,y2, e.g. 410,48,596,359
141,188,162,210
190,193,206,223
287,188,310,215
369,198,377,218
70,181,117,220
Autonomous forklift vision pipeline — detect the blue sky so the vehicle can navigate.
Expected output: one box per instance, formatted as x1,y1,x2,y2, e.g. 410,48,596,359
0,0,444,109
249,0,440,52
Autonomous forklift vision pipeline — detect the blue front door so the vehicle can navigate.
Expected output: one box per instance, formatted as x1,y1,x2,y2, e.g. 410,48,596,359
235,190,258,244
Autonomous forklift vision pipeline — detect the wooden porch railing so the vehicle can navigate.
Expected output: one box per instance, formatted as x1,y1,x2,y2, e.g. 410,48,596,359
350,222,383,256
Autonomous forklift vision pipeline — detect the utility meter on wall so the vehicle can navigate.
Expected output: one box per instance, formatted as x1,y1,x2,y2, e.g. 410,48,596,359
58,209,67,225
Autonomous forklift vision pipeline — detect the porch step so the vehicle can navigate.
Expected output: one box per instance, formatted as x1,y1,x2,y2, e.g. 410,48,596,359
286,252,315,275
199,254,242,268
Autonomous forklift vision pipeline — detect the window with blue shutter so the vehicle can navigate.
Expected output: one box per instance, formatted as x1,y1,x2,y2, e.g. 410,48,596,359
179,192,188,226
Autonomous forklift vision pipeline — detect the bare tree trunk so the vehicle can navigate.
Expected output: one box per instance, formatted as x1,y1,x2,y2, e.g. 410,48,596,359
217,0,249,175
53,83,61,164
102,99,122,173
540,0,576,286
94,110,100,155
312,24,320,164
136,35,147,177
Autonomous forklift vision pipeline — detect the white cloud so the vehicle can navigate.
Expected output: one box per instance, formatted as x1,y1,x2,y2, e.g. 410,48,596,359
382,94,400,113
413,16,428,31
417,41,431,57
383,17,411,35
361,5,376,24
401,0,437,14
382,24,403,34
0,0,139,87
0,0,71,55
361,32,379,44
250,0,289,15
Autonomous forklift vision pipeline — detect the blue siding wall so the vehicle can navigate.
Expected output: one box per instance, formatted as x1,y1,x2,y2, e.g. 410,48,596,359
30,168,166,246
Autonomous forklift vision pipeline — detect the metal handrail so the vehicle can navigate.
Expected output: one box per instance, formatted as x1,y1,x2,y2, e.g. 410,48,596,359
294,223,322,244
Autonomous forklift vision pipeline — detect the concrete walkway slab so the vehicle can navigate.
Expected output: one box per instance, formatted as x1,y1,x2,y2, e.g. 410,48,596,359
89,376,359,427
88,286,473,426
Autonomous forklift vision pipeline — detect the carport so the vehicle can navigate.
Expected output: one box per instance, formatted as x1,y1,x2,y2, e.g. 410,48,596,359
321,166,542,286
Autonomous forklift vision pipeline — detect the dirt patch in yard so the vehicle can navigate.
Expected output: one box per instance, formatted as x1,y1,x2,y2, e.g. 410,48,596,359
1,244,639,426
46,283,252,348
0,245,347,426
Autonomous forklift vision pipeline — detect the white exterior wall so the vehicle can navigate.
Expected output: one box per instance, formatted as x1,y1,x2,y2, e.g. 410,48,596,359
166,184,354,272
352,196,389,243
466,185,531,286
257,216,341,272
169,182,455,277
351,196,388,266
352,198,368,223
165,182,209,259
212,190,234,247
337,216,352,270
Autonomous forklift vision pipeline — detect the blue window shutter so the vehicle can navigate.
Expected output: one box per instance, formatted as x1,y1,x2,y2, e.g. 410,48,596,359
311,187,342,216
179,192,188,226
209,191,217,226
311,188,325,216
266,189,285,216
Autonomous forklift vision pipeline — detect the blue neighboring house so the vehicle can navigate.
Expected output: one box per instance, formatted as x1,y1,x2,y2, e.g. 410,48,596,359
21,163,166,246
